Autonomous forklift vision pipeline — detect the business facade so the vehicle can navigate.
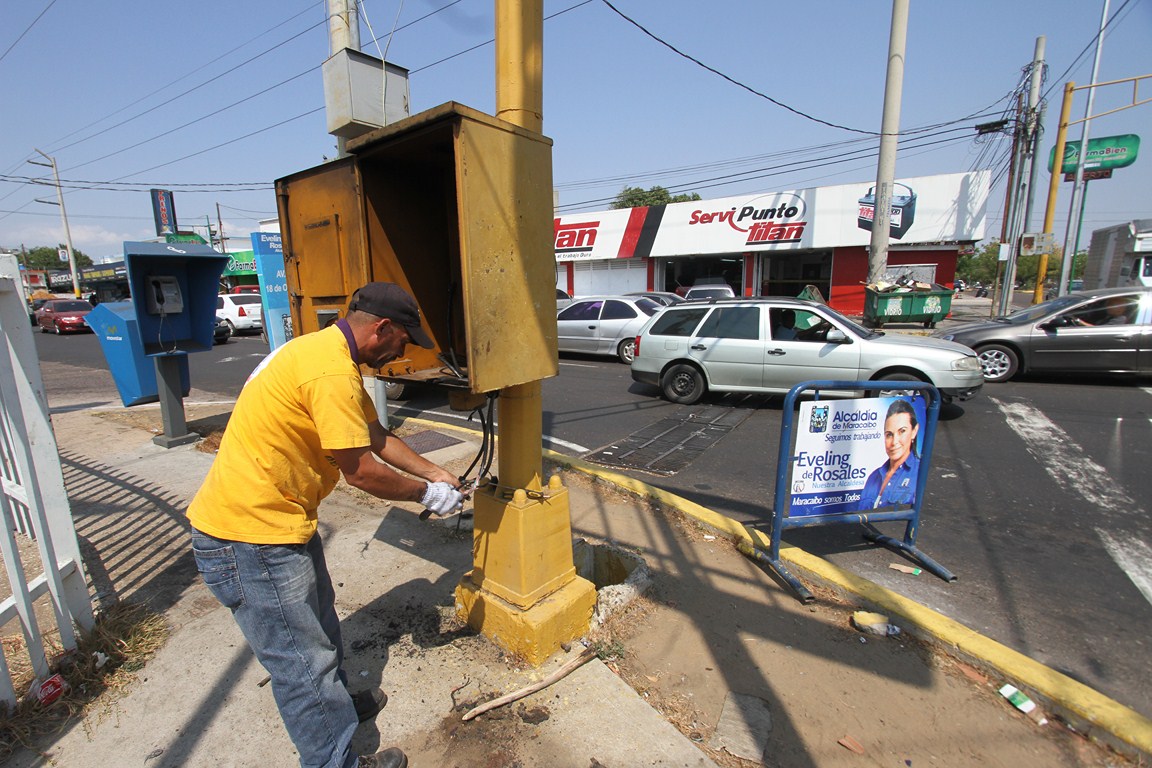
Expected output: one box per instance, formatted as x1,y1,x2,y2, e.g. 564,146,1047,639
554,170,990,315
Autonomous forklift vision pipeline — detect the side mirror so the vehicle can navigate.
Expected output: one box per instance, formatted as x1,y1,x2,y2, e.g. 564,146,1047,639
825,329,849,344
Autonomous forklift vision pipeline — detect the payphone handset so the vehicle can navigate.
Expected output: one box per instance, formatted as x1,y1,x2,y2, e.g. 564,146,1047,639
146,275,184,315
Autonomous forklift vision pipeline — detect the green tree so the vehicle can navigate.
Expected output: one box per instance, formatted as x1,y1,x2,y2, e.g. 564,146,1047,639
22,246,92,270
610,185,701,209
958,240,1067,290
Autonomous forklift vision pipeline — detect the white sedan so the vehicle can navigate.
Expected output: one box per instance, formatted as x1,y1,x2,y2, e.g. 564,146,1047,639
556,295,661,363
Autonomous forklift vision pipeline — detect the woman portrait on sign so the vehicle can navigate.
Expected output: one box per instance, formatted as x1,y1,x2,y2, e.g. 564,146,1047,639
855,399,920,511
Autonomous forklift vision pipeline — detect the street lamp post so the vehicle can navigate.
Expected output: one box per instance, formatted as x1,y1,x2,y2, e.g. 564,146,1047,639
28,149,81,298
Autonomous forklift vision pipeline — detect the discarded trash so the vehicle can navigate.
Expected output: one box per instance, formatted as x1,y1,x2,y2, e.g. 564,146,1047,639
32,674,68,706
852,610,902,637
837,735,866,754
703,535,716,541
999,684,1048,725
93,651,108,669
889,563,922,575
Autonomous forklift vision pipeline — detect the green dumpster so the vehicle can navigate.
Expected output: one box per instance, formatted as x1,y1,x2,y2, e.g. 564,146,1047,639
864,287,953,329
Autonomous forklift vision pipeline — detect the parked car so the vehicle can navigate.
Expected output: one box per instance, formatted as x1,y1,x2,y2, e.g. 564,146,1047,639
556,295,661,363
556,288,575,310
36,299,94,334
683,284,736,301
631,297,983,405
625,291,686,307
216,293,263,334
213,314,232,344
28,297,51,325
933,286,1152,383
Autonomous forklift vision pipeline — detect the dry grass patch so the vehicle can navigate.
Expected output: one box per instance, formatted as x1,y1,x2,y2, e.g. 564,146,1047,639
0,603,168,760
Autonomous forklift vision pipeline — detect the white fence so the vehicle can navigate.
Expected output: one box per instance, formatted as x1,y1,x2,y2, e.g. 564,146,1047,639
0,255,93,709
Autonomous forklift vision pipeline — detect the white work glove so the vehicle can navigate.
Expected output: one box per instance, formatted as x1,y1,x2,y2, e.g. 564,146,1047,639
420,482,464,516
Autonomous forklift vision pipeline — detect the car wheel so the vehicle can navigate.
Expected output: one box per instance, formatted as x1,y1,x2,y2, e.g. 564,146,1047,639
53,322,62,335
225,319,237,334
661,364,706,405
976,344,1018,383
617,337,636,364
383,380,406,400
874,372,925,398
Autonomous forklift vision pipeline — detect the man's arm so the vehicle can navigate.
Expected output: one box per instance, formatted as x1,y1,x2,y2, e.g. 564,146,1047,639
368,420,458,485
329,445,428,503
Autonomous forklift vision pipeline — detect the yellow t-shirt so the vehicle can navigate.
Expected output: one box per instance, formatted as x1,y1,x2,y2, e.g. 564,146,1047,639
188,325,377,544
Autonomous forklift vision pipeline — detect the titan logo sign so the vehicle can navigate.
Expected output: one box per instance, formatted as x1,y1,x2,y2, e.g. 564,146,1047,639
555,219,599,254
688,193,807,245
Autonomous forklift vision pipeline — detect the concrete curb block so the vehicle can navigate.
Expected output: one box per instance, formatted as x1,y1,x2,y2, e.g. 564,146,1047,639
401,416,1152,760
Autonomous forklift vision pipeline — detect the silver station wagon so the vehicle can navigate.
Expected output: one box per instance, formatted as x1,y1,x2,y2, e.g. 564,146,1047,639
630,298,983,405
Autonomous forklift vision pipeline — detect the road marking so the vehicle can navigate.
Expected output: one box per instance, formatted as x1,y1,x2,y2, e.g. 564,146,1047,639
990,396,1152,606
1097,530,1152,607
989,397,1136,515
559,361,600,368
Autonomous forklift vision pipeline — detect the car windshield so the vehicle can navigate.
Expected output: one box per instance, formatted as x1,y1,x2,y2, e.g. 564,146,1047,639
999,295,1081,324
53,301,91,311
814,304,873,337
635,297,661,316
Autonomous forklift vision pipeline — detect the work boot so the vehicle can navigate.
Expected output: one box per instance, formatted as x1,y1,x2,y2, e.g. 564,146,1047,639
351,688,388,723
357,747,407,768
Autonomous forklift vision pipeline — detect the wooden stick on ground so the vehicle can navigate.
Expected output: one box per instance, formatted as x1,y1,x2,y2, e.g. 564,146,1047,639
462,648,596,722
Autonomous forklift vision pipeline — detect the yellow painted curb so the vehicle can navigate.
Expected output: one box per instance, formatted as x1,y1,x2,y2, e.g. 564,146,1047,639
402,416,1152,757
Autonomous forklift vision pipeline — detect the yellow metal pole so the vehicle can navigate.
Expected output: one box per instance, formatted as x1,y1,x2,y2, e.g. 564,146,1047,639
1034,81,1075,305
454,0,596,666
495,0,545,493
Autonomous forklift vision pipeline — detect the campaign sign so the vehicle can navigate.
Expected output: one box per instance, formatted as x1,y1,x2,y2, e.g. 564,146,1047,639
251,232,292,351
791,396,926,517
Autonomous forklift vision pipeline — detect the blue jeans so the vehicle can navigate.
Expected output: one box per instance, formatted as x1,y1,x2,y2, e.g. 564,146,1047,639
191,529,359,768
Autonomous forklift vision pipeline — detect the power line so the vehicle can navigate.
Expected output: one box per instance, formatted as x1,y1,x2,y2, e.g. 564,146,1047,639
0,0,58,65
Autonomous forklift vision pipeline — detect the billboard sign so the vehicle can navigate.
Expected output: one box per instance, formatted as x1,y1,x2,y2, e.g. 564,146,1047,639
789,396,927,518
150,188,179,236
252,232,291,350
1048,134,1140,174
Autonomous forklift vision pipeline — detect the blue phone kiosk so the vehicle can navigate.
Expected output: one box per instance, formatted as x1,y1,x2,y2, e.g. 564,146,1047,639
123,242,230,356
118,242,230,447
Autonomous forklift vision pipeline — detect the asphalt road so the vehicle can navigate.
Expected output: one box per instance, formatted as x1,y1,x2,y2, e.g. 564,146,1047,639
31,321,1152,720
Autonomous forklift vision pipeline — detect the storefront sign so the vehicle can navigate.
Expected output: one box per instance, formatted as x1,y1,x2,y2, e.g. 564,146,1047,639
553,171,989,262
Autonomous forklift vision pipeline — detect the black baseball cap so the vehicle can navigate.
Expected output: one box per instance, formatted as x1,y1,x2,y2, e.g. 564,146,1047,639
348,282,435,349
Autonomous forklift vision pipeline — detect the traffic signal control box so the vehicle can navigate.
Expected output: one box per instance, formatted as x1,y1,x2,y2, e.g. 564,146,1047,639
275,102,559,394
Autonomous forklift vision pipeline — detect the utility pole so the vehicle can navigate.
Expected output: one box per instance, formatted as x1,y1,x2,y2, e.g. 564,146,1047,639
866,0,909,286
327,0,361,158
216,202,227,254
1058,0,1110,296
997,36,1046,316
28,149,80,298
993,93,1024,317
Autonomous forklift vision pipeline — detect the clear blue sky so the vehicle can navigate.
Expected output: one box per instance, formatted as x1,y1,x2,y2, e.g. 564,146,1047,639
2,0,1149,262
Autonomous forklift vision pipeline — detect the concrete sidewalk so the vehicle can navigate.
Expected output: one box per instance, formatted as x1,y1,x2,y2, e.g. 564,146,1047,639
9,322,1151,766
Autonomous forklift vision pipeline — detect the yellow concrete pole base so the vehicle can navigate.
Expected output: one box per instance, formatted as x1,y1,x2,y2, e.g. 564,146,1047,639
455,570,596,666
467,481,580,608
454,475,596,666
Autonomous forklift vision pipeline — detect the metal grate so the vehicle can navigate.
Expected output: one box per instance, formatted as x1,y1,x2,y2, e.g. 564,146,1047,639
584,405,754,475
403,430,464,455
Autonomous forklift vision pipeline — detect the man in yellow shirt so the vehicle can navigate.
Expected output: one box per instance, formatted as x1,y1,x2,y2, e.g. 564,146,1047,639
189,283,462,768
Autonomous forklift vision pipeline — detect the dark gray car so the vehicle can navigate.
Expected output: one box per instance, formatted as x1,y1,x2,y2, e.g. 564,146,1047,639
934,286,1152,382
